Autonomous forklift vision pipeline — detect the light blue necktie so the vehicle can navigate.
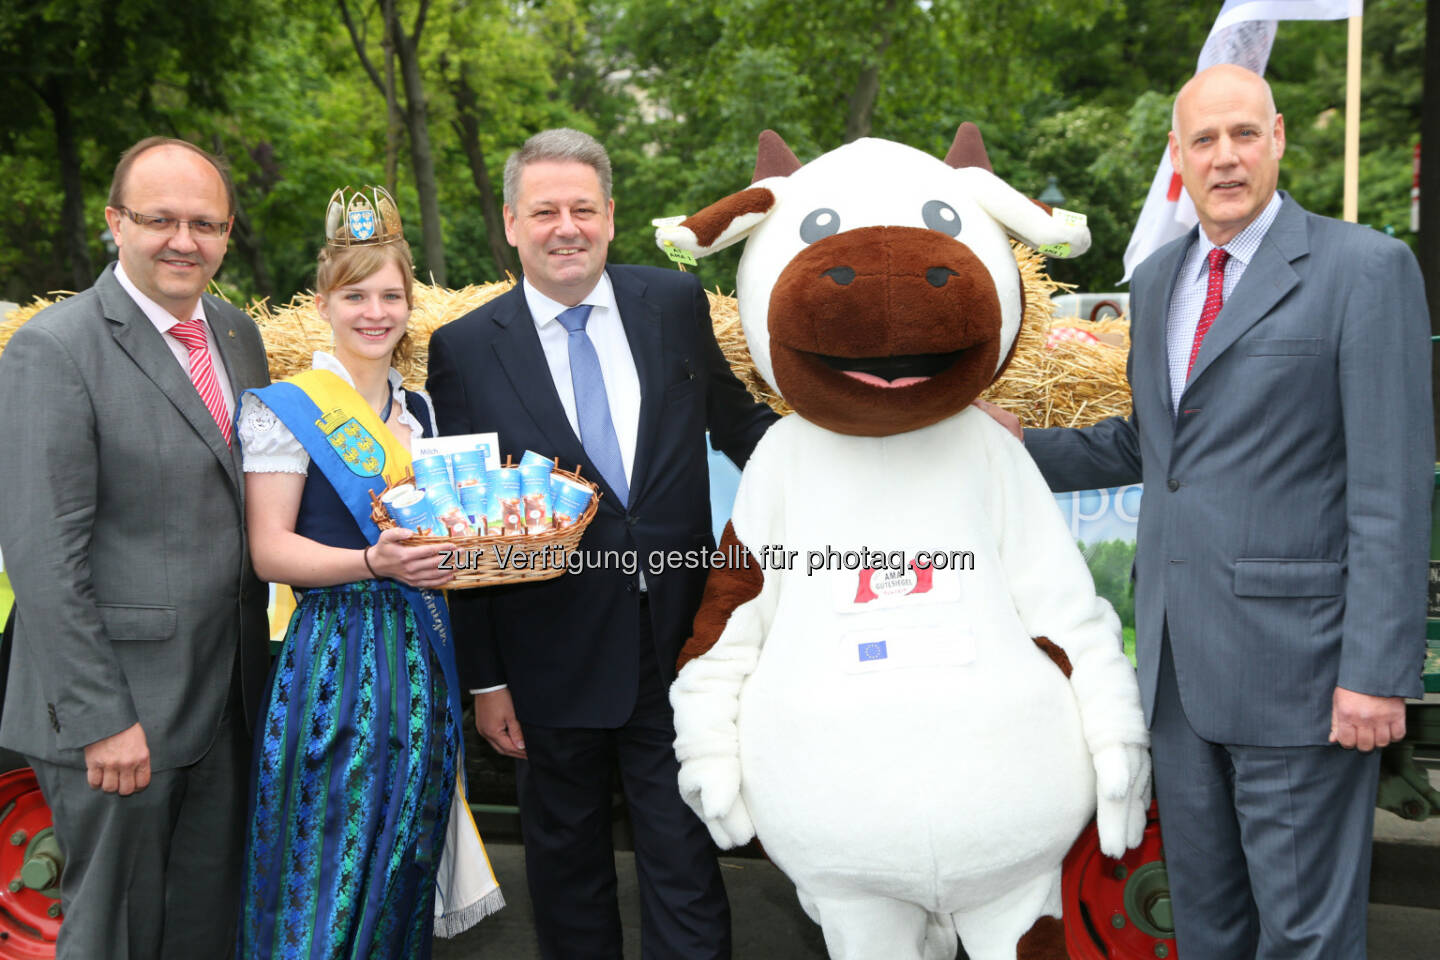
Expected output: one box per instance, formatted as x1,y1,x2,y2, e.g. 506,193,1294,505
556,304,629,506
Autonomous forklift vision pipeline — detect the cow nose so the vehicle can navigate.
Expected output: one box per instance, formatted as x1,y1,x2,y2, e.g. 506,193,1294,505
926,267,959,288
822,266,855,286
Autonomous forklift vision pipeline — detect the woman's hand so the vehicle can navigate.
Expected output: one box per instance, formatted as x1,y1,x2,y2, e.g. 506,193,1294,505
365,526,456,589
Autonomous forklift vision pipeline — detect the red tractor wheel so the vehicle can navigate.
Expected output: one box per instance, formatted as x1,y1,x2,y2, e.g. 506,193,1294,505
0,767,60,958
1062,800,1177,960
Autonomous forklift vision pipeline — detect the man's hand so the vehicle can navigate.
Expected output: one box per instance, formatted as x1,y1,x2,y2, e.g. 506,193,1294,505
84,723,151,795
972,398,1023,441
1330,687,1406,751
475,690,527,759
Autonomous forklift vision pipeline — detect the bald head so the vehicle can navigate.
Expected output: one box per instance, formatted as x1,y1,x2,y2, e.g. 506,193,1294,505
1172,64,1277,132
1168,63,1286,245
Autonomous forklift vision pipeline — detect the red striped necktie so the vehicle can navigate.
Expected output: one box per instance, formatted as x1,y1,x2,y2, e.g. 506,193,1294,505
1186,247,1229,378
169,317,232,444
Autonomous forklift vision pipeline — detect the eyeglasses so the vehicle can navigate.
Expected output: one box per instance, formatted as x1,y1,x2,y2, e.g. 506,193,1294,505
117,207,230,239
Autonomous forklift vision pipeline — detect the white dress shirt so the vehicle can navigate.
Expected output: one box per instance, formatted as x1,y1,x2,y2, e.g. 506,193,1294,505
114,262,236,419
473,275,646,696
1164,192,1282,413
521,273,642,486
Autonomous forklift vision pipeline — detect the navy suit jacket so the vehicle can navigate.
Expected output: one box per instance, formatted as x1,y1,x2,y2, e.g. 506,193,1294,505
1026,195,1432,746
426,264,776,727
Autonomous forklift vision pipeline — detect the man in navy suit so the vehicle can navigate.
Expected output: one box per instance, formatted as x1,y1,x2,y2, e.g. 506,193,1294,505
427,128,776,958
982,65,1431,958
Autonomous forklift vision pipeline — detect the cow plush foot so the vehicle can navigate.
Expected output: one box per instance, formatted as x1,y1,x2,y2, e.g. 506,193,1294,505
803,894,958,960
952,870,1064,960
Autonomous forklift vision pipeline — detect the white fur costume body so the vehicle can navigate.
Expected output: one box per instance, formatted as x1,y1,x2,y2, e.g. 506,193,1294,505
660,131,1150,960
675,412,1145,958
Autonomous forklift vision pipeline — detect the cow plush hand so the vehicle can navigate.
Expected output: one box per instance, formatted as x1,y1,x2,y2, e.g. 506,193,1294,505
676,755,755,849
671,600,767,849
1093,743,1151,857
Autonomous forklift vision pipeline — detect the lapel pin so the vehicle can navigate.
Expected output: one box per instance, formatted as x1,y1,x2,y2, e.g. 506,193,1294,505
228,329,235,338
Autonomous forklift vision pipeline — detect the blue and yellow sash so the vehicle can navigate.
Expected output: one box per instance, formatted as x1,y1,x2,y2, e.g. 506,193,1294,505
245,370,462,751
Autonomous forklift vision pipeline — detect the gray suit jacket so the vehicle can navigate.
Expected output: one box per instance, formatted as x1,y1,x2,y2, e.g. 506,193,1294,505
0,264,271,770
1027,194,1432,746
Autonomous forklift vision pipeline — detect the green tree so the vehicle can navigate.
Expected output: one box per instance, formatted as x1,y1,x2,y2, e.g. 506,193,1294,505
0,0,260,296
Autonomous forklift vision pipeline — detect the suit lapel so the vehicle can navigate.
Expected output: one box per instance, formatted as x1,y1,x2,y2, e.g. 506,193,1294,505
487,288,590,471
97,269,242,492
1136,236,1190,458
1182,197,1305,393
610,266,664,506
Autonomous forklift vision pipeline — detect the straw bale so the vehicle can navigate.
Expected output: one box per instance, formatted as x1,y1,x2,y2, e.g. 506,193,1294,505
0,294,76,353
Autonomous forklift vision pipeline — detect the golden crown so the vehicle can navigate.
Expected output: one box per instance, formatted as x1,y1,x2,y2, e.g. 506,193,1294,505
325,185,404,247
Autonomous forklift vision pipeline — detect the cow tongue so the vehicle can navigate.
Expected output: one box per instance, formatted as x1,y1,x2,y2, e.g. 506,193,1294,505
842,371,931,389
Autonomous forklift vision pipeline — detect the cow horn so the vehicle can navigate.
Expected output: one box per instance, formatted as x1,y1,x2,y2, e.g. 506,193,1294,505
943,122,992,172
752,130,803,182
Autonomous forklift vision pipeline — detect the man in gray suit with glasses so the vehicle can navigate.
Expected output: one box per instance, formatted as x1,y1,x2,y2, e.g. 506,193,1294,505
981,65,1431,958
0,136,270,959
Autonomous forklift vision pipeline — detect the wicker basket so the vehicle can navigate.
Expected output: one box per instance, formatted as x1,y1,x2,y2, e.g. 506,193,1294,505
369,463,601,588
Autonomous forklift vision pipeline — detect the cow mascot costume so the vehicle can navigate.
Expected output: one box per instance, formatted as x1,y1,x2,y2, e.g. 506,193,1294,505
656,126,1151,960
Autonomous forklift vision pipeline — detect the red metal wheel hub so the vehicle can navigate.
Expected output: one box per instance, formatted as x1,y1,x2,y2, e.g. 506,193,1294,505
1062,800,1177,960
0,768,59,958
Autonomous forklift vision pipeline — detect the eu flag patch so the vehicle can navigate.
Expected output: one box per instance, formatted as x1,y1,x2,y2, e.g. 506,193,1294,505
857,641,888,662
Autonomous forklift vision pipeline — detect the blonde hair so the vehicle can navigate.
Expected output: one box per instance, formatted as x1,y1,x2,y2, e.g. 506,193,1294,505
315,239,417,365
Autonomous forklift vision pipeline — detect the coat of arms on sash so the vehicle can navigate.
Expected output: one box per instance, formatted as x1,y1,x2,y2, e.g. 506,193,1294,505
317,407,385,477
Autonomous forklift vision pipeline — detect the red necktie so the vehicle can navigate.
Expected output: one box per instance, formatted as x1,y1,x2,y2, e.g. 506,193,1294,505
1187,247,1229,377
170,318,232,444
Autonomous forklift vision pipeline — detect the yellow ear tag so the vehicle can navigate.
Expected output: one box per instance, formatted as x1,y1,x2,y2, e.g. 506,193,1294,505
1039,207,1086,257
662,242,697,267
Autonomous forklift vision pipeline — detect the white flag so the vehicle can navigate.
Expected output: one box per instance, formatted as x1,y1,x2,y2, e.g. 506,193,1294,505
1120,0,1362,282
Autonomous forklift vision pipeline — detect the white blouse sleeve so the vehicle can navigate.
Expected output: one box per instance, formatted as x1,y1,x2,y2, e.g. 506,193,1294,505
237,392,310,475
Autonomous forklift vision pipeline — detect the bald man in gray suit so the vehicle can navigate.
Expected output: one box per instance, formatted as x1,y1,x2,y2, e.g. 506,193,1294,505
982,65,1431,959
0,137,270,959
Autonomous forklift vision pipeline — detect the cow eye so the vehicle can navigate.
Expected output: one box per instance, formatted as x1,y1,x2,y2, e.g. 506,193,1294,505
922,200,961,237
799,208,840,244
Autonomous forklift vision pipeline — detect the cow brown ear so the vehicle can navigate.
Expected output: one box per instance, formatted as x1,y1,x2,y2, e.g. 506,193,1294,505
944,122,993,172
752,130,803,182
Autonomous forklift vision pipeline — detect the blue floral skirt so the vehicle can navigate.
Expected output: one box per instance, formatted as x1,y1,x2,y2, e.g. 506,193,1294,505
238,580,457,959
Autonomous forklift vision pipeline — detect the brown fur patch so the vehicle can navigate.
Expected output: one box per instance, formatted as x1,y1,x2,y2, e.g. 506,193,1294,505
943,122,993,172
766,226,1002,437
1031,636,1073,678
753,129,803,182
1015,914,1067,960
677,522,765,671
682,188,776,249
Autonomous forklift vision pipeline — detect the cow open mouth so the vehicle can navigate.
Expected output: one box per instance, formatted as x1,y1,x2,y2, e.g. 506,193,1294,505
809,349,965,388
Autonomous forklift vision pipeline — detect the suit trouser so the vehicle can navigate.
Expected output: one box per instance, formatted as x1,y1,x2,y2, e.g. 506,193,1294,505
1151,633,1380,960
28,688,249,960
516,606,732,959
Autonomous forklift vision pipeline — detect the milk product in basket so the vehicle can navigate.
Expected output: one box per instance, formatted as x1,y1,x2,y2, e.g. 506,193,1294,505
388,488,442,538
495,468,524,537
551,477,595,529
412,454,451,493
424,482,476,538
519,463,554,533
